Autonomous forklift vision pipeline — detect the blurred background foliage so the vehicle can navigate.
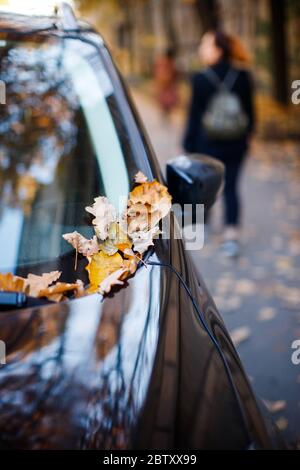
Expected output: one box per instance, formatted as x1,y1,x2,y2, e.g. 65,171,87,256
75,0,300,139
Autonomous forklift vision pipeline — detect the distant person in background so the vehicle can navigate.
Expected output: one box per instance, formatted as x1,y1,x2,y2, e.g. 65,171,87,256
183,31,254,257
154,48,179,117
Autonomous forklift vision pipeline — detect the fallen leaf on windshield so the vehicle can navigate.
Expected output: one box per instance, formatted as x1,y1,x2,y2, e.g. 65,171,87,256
123,248,135,258
124,179,171,255
126,202,149,232
130,225,161,254
74,279,85,297
129,180,172,217
0,270,82,302
26,271,61,297
63,231,99,257
38,281,80,302
122,257,138,275
98,267,129,295
85,196,117,240
100,238,118,256
86,251,124,293
2,172,172,303
100,222,132,256
59,172,171,297
134,171,148,183
151,196,173,220
0,272,25,292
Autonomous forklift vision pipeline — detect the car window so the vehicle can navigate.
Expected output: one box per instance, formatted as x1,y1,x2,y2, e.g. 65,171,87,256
0,35,140,278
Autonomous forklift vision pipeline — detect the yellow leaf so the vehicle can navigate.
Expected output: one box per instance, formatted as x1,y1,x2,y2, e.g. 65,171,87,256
115,224,132,253
100,238,118,256
126,180,171,253
38,282,80,302
86,251,124,293
98,267,129,295
122,258,138,275
0,272,25,292
100,222,132,255
129,180,171,212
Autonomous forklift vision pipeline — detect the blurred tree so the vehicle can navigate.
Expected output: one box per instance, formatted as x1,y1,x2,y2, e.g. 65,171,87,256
161,0,177,51
269,0,288,104
194,0,220,31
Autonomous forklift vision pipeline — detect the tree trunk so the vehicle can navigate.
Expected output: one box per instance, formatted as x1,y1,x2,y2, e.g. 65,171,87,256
269,0,288,104
161,0,178,52
194,0,220,32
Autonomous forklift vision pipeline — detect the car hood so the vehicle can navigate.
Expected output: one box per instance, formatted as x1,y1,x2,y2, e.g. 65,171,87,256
0,251,165,449
0,239,273,450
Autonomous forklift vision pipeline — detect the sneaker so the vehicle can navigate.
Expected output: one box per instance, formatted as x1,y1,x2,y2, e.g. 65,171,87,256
221,239,240,258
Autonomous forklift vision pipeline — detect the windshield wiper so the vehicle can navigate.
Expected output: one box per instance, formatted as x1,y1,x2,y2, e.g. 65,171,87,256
0,291,55,310
0,291,27,309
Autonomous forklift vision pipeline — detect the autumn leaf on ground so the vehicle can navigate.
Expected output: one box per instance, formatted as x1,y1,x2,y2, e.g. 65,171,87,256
275,417,288,431
235,279,256,296
0,272,25,292
258,307,277,322
263,399,286,413
25,271,61,297
63,231,99,257
85,196,117,240
230,326,251,346
86,251,124,293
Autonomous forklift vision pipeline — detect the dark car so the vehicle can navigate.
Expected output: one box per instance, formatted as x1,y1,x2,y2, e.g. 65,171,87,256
0,5,281,450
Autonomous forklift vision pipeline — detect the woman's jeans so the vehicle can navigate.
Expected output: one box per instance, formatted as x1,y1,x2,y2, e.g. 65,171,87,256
220,153,246,226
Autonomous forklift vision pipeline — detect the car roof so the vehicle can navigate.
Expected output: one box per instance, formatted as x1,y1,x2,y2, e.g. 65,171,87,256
0,9,94,36
0,11,56,31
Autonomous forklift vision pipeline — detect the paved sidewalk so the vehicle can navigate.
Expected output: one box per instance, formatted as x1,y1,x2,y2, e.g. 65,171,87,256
132,90,300,447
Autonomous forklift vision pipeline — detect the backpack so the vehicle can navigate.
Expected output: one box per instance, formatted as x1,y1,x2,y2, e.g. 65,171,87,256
202,67,249,140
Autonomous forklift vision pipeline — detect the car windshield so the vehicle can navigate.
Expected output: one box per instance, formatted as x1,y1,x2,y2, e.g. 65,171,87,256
0,34,143,281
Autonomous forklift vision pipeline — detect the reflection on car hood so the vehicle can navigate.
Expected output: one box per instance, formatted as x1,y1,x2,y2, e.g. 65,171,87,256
0,256,162,449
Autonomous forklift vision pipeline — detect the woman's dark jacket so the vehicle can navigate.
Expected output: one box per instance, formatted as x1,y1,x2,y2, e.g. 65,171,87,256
183,60,254,160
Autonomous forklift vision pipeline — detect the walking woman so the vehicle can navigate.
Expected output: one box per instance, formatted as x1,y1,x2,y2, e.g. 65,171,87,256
183,31,254,257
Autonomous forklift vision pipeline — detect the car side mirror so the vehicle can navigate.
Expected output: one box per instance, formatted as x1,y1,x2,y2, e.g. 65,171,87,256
166,154,224,219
